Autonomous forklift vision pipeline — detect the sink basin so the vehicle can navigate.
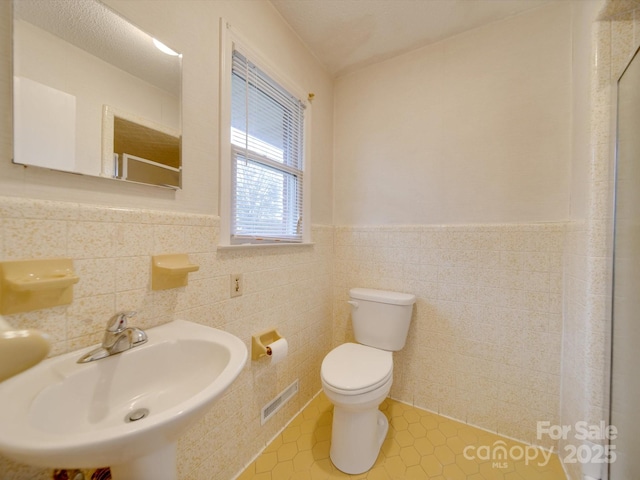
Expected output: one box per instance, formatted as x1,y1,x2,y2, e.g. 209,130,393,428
0,320,247,479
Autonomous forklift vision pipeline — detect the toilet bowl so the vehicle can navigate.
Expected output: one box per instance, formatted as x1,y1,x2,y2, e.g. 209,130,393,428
321,342,393,474
321,288,415,474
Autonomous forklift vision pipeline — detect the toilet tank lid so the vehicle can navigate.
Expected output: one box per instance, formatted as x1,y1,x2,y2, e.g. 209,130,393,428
349,288,416,306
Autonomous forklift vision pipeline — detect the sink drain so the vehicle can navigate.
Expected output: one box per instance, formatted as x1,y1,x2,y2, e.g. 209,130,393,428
125,408,149,423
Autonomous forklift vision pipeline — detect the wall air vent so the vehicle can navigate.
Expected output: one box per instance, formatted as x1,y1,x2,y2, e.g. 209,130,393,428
261,379,299,425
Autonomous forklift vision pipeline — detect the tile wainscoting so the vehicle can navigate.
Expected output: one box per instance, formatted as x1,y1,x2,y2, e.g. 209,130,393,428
0,197,586,478
333,223,565,449
0,196,334,480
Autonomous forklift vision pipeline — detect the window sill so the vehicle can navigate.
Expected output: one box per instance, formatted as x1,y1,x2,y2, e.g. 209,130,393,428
217,242,315,251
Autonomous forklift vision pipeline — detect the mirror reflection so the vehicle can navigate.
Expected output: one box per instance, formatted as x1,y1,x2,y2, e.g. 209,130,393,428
12,0,182,189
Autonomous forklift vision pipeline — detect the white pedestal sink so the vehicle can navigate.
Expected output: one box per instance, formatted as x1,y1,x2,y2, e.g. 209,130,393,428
0,320,247,480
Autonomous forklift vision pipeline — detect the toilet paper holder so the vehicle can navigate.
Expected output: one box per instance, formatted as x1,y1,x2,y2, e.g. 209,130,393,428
251,328,283,361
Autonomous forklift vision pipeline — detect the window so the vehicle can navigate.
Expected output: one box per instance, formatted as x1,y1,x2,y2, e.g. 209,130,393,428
220,24,309,246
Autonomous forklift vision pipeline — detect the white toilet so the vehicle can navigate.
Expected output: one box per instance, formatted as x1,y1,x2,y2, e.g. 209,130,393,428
321,287,415,474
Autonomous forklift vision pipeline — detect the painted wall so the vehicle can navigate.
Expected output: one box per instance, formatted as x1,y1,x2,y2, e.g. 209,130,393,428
334,2,573,225
0,0,334,225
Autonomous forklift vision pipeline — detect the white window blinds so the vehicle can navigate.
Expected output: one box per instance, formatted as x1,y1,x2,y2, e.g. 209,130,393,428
230,49,305,244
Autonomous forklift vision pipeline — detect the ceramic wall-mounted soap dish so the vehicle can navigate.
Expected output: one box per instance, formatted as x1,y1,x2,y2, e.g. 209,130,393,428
151,254,199,290
0,258,79,314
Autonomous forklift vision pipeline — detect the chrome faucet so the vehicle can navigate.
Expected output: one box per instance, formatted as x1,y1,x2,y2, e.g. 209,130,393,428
77,311,148,363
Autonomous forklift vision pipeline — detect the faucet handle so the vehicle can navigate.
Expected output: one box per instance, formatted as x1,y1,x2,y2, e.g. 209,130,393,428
106,311,137,333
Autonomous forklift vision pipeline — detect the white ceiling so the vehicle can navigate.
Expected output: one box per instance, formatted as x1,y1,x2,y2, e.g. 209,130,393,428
270,0,551,76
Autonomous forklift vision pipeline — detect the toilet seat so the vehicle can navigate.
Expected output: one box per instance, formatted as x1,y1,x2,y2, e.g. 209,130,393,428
321,343,393,396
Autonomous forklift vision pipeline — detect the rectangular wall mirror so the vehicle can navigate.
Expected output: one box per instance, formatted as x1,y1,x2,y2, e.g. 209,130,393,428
12,0,182,189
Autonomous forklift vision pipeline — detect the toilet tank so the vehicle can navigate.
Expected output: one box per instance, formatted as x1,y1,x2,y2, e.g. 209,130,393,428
349,288,416,351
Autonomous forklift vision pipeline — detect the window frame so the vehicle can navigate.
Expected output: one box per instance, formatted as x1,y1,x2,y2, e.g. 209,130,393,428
219,20,311,247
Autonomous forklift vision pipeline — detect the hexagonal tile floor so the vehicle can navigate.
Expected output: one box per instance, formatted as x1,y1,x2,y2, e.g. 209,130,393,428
237,394,566,479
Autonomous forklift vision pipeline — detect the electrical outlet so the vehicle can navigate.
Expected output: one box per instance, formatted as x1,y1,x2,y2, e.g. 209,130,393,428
230,273,243,298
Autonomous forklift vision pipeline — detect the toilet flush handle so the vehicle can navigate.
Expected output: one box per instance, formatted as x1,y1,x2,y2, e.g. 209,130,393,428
347,301,359,309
